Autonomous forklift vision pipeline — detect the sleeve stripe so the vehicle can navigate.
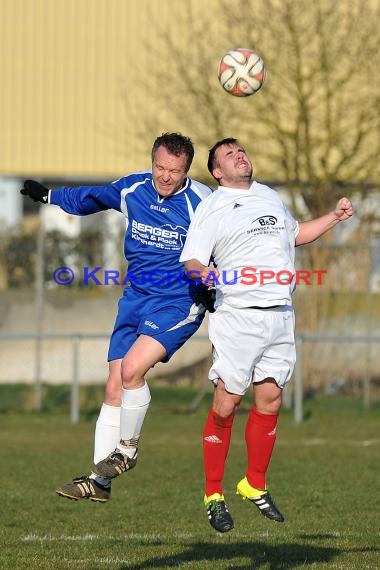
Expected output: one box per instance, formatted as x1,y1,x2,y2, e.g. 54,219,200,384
120,178,150,217
189,181,212,200
184,194,196,220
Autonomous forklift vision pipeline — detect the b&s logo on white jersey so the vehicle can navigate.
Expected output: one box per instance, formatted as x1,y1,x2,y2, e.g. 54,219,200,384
131,220,187,250
247,215,285,236
254,215,277,226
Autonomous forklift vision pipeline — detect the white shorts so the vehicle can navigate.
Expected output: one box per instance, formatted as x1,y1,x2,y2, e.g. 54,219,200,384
208,305,296,395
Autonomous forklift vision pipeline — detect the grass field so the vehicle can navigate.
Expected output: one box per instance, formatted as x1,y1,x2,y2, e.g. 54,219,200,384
0,389,379,569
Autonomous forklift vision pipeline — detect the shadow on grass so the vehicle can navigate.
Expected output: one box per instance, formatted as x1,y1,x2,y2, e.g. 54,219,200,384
118,541,340,569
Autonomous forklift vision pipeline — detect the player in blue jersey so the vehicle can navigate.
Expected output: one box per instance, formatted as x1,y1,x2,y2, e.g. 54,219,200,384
20,132,212,502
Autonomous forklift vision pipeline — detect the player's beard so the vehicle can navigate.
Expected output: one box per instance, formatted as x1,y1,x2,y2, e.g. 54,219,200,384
234,164,253,186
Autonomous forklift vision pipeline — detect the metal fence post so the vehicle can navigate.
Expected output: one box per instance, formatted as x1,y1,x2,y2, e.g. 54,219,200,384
34,210,45,412
70,335,81,424
294,335,303,423
34,334,43,412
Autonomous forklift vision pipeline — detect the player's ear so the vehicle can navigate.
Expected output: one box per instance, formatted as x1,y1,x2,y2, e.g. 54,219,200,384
212,167,222,182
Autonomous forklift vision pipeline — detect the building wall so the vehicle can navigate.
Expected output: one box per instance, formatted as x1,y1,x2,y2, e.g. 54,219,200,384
0,0,212,178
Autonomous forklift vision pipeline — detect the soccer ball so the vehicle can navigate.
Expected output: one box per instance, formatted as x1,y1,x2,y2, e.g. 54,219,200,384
217,48,266,97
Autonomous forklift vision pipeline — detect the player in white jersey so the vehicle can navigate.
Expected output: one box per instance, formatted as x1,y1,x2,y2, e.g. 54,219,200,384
20,133,212,503
180,138,354,533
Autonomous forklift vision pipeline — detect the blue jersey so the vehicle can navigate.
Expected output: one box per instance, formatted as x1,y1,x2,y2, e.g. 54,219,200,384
50,171,212,297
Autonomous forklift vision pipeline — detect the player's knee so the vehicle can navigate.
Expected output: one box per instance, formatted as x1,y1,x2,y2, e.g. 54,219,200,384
213,410,235,427
120,361,143,389
256,398,282,415
213,393,241,421
269,402,282,415
104,376,122,406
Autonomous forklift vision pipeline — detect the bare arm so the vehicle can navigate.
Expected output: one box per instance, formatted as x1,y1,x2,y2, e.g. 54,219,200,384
296,197,354,246
184,259,220,285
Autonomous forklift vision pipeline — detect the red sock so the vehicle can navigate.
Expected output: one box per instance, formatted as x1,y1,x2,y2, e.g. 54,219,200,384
245,404,278,490
203,409,234,497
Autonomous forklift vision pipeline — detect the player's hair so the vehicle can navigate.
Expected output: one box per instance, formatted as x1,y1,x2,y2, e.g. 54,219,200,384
151,132,194,172
207,138,239,178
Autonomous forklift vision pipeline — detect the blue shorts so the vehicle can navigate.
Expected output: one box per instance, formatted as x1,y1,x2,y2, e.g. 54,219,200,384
108,286,206,362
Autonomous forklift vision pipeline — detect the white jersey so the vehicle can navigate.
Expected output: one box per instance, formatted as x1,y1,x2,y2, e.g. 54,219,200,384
180,181,299,309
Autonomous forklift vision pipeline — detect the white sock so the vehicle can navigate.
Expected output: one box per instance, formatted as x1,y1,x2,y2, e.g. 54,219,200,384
119,383,151,459
93,403,121,464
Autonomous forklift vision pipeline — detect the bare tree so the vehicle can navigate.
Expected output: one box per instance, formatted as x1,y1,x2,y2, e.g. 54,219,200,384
121,0,380,217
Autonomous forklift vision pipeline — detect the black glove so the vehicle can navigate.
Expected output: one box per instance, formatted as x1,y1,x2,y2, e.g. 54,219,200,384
20,180,49,203
195,287,216,313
